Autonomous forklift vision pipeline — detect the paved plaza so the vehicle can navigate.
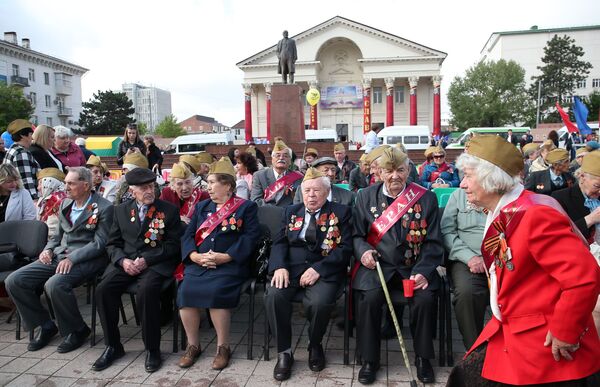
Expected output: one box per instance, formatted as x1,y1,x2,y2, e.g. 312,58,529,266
0,287,463,386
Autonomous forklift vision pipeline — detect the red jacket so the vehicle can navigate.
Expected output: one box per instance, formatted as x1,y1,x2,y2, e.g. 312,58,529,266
51,143,86,168
159,186,209,218
469,190,600,384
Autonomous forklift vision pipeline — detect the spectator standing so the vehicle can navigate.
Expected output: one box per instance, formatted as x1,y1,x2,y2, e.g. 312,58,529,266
3,119,39,199
333,143,356,184
364,125,380,153
0,136,5,160
116,124,146,166
30,124,63,171
144,135,163,174
51,126,86,168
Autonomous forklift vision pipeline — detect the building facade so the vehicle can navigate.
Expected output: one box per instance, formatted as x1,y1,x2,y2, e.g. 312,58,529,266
122,83,172,131
481,25,600,101
0,31,88,128
178,115,230,134
237,16,447,144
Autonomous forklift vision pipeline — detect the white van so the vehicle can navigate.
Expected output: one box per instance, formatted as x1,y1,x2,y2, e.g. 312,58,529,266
169,133,234,154
305,129,338,142
447,127,530,150
377,125,431,150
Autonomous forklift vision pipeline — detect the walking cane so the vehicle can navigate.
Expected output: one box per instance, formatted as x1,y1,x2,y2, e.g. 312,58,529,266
373,253,418,387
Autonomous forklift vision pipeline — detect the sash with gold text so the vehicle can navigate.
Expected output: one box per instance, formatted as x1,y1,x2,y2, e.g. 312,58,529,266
194,196,245,246
263,171,303,202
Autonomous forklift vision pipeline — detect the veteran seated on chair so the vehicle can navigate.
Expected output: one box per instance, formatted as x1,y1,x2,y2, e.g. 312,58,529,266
352,147,443,385
93,168,181,374
265,168,352,381
5,167,114,354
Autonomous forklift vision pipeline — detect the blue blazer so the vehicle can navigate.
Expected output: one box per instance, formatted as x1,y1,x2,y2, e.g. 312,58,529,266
181,198,261,278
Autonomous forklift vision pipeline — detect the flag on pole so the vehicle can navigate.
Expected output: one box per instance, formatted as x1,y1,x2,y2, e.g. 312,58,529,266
573,97,592,136
556,102,579,133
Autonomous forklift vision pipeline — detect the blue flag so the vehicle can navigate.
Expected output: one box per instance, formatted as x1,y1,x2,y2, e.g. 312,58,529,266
573,97,592,136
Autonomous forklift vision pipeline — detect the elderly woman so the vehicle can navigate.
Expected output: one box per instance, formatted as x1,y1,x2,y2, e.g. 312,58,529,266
421,146,460,189
117,123,146,166
0,164,36,223
30,124,63,171
447,135,600,386
86,156,117,203
177,157,260,370
36,168,67,239
236,152,259,200
525,148,575,195
159,162,209,224
51,126,86,168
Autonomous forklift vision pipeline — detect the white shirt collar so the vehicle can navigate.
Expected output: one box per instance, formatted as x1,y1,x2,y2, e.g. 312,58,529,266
382,182,406,199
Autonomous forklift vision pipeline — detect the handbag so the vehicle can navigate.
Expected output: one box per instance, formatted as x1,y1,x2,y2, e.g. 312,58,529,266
0,243,28,272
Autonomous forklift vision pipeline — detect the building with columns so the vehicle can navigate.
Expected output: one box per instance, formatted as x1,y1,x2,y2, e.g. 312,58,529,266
236,16,446,144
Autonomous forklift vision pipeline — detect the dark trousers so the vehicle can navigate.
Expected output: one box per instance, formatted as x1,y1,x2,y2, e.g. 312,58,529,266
449,261,489,350
355,275,436,363
264,279,340,353
96,268,165,351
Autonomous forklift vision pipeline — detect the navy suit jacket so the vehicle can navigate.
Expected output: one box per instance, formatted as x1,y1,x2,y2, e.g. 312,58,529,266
181,198,261,278
268,201,352,282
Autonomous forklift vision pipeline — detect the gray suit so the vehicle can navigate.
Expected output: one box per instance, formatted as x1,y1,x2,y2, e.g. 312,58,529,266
6,193,113,336
250,167,301,207
293,184,355,207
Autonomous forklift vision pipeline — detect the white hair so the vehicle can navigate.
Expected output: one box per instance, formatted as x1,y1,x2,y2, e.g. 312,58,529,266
271,147,293,158
54,125,74,139
456,153,521,195
300,176,331,192
75,137,86,146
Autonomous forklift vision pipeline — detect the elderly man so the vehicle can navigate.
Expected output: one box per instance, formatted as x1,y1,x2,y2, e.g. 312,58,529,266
6,167,113,353
251,140,302,207
349,154,370,192
93,168,180,373
160,162,209,224
294,157,355,206
86,155,117,203
265,168,352,381
3,119,39,199
333,143,356,184
51,126,86,168
353,147,443,384
115,152,152,204
447,135,600,386
525,148,575,195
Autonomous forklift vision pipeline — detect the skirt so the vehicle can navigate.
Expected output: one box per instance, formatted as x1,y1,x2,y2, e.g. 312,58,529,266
177,269,246,309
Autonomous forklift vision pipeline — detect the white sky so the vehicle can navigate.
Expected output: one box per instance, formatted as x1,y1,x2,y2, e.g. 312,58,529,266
2,0,599,127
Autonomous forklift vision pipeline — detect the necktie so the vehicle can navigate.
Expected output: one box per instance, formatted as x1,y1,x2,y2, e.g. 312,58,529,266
305,211,317,247
139,205,148,222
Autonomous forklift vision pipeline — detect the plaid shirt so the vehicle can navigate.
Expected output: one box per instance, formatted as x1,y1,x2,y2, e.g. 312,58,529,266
3,143,40,199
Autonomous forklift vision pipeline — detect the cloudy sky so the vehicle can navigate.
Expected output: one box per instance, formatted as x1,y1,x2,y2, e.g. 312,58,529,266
2,0,598,127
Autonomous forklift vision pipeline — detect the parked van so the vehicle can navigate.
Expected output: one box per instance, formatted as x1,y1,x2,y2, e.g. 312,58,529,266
305,129,338,142
169,133,234,154
447,127,530,149
377,125,431,150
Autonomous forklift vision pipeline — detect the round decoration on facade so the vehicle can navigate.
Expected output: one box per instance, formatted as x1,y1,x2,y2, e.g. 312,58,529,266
306,88,321,106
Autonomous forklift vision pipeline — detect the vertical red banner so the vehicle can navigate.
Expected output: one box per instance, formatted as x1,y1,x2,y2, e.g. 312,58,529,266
433,82,441,137
266,92,271,141
363,89,371,134
310,104,318,129
386,94,393,127
409,77,418,126
244,85,252,143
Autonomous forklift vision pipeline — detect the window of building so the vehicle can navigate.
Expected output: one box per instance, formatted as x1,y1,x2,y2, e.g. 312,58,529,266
44,72,50,85
593,78,600,88
395,86,405,103
45,95,51,108
372,87,382,104
28,68,35,82
46,117,53,126
29,92,37,106
11,64,19,76
577,79,587,89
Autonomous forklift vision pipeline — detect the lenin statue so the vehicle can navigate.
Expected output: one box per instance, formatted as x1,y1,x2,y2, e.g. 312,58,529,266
276,30,297,84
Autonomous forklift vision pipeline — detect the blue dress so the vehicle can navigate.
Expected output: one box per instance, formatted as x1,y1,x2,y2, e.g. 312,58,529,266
177,198,261,309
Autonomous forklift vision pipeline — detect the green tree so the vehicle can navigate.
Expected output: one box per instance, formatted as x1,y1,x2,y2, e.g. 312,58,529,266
0,83,34,132
154,115,186,137
137,122,148,135
448,59,531,129
531,34,592,123
583,91,600,122
79,90,135,135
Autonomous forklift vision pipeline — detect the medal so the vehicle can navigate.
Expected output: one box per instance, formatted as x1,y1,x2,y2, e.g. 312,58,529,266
221,227,227,231
150,241,156,247
130,217,136,222
506,261,514,271
415,213,421,219
231,225,236,230
321,227,326,232
144,238,150,244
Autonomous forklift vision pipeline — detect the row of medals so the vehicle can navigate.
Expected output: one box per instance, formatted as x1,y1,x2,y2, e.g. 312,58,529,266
496,233,514,271
404,204,426,266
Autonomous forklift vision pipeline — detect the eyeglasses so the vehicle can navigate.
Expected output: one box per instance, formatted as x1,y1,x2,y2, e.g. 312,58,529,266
433,155,445,159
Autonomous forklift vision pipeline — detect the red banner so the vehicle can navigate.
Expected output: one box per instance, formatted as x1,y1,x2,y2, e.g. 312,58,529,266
386,93,393,127
194,196,245,246
433,85,441,137
556,102,579,133
310,104,318,129
363,89,371,134
263,171,303,202
244,91,252,143
410,86,417,125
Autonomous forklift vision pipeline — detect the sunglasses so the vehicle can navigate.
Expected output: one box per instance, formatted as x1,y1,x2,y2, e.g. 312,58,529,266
433,155,445,159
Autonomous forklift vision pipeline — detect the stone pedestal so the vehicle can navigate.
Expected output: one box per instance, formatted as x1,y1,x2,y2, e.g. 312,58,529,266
270,84,305,143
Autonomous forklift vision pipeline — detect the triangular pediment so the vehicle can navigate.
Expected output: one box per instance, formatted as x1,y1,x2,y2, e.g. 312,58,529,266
237,16,447,68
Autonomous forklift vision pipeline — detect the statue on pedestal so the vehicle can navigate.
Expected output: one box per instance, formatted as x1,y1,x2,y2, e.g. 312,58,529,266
276,30,297,84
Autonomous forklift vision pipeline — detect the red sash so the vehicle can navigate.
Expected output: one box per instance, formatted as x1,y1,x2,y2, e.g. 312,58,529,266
429,162,451,182
194,196,245,246
180,188,203,219
263,171,303,202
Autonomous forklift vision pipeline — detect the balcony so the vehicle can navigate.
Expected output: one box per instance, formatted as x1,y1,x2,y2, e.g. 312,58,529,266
10,75,29,87
55,80,72,95
57,107,72,117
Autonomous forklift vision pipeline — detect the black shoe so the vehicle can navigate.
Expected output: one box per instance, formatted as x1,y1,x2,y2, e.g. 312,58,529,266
357,362,380,385
415,356,435,383
145,350,162,373
273,352,294,381
91,345,125,371
28,324,58,351
57,326,91,353
308,344,325,372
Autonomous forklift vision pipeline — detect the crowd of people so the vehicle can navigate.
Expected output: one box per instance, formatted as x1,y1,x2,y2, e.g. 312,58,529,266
0,117,599,386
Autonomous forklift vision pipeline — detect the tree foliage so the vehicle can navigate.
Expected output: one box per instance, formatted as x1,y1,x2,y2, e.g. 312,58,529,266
79,90,135,135
448,59,531,129
531,34,592,123
0,83,34,132
583,91,600,122
154,115,186,138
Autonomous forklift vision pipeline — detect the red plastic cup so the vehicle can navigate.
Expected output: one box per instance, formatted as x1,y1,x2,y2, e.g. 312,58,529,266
403,279,415,298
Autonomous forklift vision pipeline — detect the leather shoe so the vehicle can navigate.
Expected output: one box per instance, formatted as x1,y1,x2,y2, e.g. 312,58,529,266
357,362,380,385
178,344,201,368
145,350,162,373
415,356,435,383
57,326,91,353
308,344,325,372
273,352,294,381
91,345,125,371
28,325,58,352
